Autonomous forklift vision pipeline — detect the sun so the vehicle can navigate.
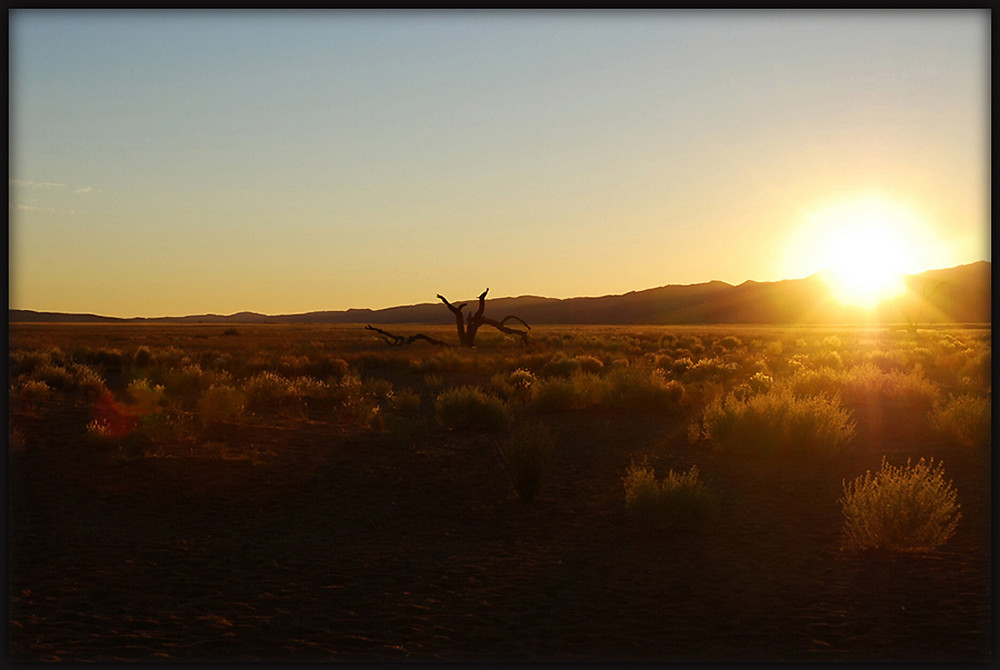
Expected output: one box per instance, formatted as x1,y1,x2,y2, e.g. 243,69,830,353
792,196,936,309
821,224,908,308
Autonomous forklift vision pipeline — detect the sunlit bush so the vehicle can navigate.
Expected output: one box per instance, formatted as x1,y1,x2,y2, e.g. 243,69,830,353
929,394,991,448
623,459,719,529
682,356,740,383
86,418,116,443
498,422,557,502
788,363,940,410
435,386,511,432
127,378,166,414
702,389,856,456
840,457,961,552
68,363,109,400
574,355,605,374
242,371,294,404
491,367,538,402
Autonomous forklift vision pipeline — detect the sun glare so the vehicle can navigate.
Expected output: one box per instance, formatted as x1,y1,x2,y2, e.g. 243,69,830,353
794,196,937,309
822,225,907,308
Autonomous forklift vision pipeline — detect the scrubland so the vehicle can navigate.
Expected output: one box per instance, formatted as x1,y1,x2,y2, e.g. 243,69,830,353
8,322,991,661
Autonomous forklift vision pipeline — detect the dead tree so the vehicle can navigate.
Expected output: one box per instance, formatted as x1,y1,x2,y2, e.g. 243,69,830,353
366,288,530,347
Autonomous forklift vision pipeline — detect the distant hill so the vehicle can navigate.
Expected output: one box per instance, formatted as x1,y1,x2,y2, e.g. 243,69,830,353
9,261,990,326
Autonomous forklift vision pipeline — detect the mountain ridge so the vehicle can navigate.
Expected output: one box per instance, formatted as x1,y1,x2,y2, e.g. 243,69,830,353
9,261,990,326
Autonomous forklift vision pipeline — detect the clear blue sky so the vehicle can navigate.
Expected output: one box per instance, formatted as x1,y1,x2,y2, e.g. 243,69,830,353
9,10,990,317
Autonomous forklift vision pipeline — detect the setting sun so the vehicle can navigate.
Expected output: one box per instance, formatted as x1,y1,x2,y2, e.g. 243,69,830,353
793,195,941,309
822,225,908,307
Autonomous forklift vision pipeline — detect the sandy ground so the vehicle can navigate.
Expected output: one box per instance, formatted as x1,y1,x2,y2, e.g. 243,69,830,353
8,396,991,662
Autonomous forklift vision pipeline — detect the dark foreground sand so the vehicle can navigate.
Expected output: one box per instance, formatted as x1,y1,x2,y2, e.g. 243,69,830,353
8,397,991,662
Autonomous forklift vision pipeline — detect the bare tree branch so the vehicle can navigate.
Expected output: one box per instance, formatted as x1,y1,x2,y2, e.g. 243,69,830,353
364,325,451,347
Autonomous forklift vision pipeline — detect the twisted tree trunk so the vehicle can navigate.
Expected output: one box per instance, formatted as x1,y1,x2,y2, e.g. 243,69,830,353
366,288,530,347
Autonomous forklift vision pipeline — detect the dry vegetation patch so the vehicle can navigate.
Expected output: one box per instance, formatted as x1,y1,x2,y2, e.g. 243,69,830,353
7,323,991,662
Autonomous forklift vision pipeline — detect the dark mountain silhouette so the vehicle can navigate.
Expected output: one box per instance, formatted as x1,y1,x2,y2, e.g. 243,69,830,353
9,261,990,326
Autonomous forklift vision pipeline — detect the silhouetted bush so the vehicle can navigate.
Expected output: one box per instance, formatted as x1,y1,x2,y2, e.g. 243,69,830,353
435,386,510,432
597,367,685,412
498,422,557,502
198,384,247,427
132,345,154,369
529,377,579,412
930,394,991,447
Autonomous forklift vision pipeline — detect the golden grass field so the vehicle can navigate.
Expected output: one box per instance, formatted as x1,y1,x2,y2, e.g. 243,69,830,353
8,322,991,661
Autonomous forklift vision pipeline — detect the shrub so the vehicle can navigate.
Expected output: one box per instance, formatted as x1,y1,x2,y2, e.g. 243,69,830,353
623,459,718,529
68,363,108,399
731,371,775,399
435,386,511,432
127,378,165,414
574,355,605,374
702,389,856,457
387,388,422,413
132,346,154,369
242,371,293,404
509,367,539,390
492,367,538,402
840,457,961,552
10,379,53,410
497,422,557,502
76,347,125,372
929,394,991,448
86,418,116,443
136,409,190,443
305,357,350,381
789,364,940,411
288,376,330,399
540,353,581,378
717,335,743,351
363,379,395,404
161,364,206,396
598,367,685,412
198,384,247,427
423,374,444,392
529,377,580,413
31,364,74,391
8,350,50,377
683,356,739,383
329,375,383,427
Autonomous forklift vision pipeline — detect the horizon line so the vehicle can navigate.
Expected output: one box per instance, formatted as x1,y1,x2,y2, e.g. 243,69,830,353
9,260,990,321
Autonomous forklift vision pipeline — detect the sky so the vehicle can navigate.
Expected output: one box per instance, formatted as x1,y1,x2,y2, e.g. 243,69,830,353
9,10,991,318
